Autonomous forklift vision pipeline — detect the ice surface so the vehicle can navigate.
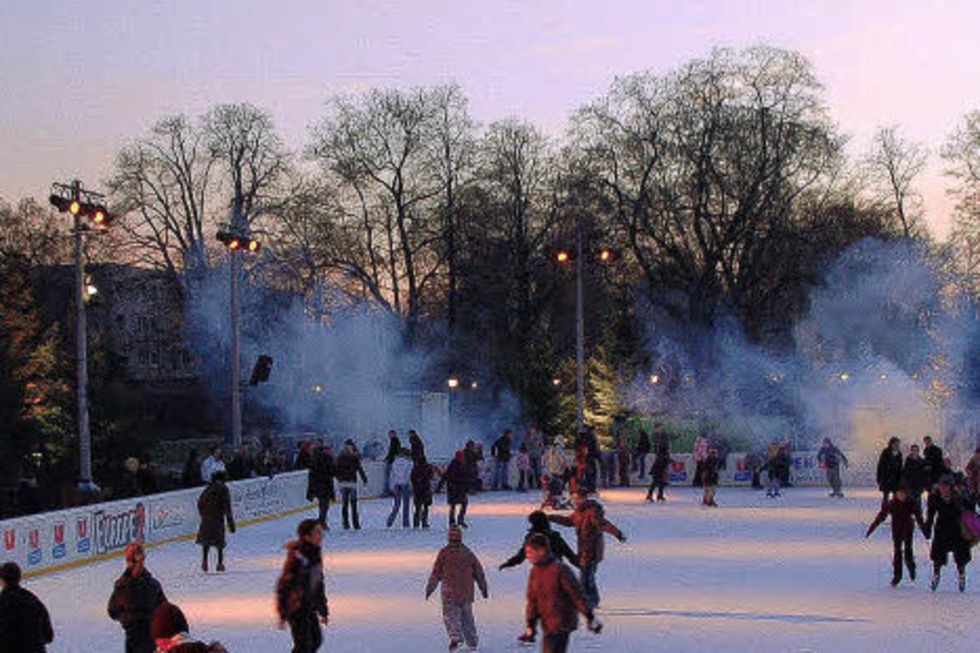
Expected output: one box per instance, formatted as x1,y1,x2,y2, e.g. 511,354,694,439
29,487,977,652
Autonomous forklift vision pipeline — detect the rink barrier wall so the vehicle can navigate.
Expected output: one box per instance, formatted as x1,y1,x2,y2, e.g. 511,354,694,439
3,460,390,579
2,453,872,577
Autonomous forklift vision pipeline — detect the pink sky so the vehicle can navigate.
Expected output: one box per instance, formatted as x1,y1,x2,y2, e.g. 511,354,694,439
2,0,978,237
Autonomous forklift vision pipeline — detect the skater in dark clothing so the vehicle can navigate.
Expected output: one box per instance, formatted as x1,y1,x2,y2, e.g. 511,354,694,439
181,450,203,488
277,519,329,653
866,486,928,586
901,444,929,509
150,602,228,652
761,443,789,498
335,440,368,530
108,543,167,653
616,439,631,488
425,526,489,651
633,429,651,479
307,443,335,529
922,436,948,487
701,448,720,507
547,490,625,609
196,472,235,572
645,424,674,502
492,429,514,490
411,455,436,528
817,437,849,497
519,533,602,653
925,476,973,592
876,437,904,504
437,450,473,527
0,562,54,653
499,511,580,570
408,429,426,463
384,430,401,495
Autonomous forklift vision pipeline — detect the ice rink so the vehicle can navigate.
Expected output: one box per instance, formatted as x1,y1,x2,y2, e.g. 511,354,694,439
29,486,977,652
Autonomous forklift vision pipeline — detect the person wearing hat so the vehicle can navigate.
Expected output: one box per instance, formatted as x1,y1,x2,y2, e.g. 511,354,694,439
547,489,625,610
196,471,235,572
150,602,227,652
108,542,167,653
0,561,54,652
499,510,580,571
436,450,474,528
276,519,329,652
425,525,488,651
925,475,973,592
865,484,928,586
520,533,602,652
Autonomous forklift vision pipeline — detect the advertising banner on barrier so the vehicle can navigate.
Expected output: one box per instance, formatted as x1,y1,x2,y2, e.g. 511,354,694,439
667,454,692,484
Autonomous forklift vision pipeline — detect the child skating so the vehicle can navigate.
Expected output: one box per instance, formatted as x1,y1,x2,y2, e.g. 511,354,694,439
425,526,489,651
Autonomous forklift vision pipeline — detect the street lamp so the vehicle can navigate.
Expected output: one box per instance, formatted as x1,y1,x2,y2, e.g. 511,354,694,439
49,179,116,496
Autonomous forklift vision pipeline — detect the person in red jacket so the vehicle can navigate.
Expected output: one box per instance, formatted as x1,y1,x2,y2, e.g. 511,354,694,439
547,489,625,609
865,485,928,586
425,526,488,651
276,519,330,652
520,533,601,653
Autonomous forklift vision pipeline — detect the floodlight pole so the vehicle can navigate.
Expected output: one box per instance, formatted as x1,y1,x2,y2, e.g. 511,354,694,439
230,212,243,449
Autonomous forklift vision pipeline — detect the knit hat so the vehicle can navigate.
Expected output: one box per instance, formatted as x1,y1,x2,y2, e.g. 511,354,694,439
448,525,463,543
151,602,189,639
124,542,145,566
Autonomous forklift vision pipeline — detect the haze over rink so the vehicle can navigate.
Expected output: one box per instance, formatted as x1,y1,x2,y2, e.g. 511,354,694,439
32,488,976,652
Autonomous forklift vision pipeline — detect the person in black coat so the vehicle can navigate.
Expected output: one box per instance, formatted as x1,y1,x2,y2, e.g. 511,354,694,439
492,429,514,490
411,455,435,529
646,425,674,502
866,485,928,586
307,443,335,529
384,430,401,496
196,472,235,572
634,429,651,479
922,436,947,488
499,510,580,570
925,476,973,592
334,440,369,530
877,437,904,505
901,444,929,509
181,449,203,488
437,450,473,527
108,543,167,653
408,429,426,463
0,562,54,653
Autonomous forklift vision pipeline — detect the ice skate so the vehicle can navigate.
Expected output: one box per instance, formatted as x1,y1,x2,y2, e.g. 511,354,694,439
930,572,940,591
216,562,225,572
959,572,966,592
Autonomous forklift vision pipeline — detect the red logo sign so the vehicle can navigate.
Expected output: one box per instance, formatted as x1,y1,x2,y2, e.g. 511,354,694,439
77,518,89,539
53,524,65,545
28,529,39,550
3,529,15,551
671,460,686,472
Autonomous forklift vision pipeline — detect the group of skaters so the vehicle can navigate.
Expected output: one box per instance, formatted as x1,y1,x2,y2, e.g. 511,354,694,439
867,436,980,592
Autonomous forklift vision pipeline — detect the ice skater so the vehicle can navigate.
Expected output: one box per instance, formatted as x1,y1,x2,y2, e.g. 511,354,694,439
437,450,473,528
335,439,369,530
196,471,235,572
645,423,674,502
425,525,489,651
412,454,436,529
499,510,580,571
150,601,228,652
701,447,720,507
277,519,330,652
107,543,167,653
0,562,54,652
817,437,848,497
519,533,602,652
926,476,974,592
386,448,413,528
865,485,927,586
307,441,335,529
876,437,904,505
547,488,626,609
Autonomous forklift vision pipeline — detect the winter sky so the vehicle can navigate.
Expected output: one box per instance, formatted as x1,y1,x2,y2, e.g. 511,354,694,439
2,0,979,238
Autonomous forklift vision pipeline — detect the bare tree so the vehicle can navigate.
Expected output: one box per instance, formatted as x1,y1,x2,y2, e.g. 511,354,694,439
942,110,980,293
107,115,214,285
310,87,444,338
863,125,928,239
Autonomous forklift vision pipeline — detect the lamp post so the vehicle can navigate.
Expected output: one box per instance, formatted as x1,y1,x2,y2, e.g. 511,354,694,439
575,226,585,435
49,179,115,495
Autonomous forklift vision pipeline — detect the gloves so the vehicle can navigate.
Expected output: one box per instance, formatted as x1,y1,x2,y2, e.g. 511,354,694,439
618,533,627,543
518,627,536,643
588,616,603,634
482,590,489,599
498,564,506,571
228,522,236,534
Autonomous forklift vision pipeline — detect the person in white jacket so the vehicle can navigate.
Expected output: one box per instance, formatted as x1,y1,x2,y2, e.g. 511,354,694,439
386,449,414,528
200,446,227,484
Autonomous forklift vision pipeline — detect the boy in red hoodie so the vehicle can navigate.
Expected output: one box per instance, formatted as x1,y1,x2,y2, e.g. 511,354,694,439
866,485,928,586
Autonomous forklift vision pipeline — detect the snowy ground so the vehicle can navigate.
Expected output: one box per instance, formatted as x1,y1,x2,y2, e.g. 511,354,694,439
30,485,976,652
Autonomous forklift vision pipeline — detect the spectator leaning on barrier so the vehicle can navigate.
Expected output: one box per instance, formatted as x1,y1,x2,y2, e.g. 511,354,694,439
200,447,226,484
0,561,55,653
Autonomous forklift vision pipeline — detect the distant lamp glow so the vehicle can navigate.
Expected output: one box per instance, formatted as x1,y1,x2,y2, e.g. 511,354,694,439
447,377,460,389
69,200,81,215
839,372,850,382
552,378,562,387
312,384,323,394
649,374,660,385
878,373,888,381
556,251,570,264
470,381,479,390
